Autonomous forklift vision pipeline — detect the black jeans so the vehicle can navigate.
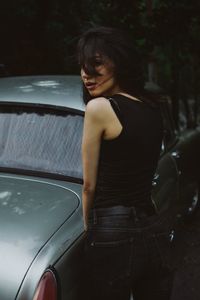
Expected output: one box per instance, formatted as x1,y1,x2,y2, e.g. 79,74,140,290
84,205,175,300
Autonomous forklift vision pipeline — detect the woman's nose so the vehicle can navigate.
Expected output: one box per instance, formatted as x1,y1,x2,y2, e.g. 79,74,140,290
81,69,90,81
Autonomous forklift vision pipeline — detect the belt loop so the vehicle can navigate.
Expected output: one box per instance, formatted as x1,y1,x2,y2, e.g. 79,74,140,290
93,209,97,225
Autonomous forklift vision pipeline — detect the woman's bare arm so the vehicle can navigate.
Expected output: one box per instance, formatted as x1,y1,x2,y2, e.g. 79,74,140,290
82,98,107,229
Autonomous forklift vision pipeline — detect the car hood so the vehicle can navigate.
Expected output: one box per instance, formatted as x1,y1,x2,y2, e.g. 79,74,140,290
0,174,80,300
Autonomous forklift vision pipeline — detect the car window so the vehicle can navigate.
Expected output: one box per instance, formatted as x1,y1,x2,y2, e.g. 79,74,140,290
0,105,83,180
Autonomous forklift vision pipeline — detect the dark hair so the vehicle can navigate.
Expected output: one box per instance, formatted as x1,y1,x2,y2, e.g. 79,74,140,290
77,26,145,104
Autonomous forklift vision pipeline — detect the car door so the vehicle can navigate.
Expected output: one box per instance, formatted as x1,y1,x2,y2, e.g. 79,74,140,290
151,99,180,227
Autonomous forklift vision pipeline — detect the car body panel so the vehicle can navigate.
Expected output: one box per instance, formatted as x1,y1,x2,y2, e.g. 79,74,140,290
152,153,179,215
0,173,82,300
152,100,200,224
16,196,84,300
174,129,200,181
170,128,200,216
0,75,85,111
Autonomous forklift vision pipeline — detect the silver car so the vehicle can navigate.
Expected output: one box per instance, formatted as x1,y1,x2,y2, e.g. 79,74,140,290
0,76,85,300
0,75,199,300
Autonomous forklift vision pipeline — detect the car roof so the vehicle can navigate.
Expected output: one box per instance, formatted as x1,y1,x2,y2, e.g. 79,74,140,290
0,75,85,111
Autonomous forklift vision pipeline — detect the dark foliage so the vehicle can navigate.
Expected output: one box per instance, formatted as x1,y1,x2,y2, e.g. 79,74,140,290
0,0,200,126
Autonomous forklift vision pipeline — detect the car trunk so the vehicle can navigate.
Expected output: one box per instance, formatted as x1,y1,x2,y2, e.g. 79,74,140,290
0,174,80,300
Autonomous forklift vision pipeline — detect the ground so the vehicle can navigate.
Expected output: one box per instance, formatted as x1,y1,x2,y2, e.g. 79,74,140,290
171,208,200,300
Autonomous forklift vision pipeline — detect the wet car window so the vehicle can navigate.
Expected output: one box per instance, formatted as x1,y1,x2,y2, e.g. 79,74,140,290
0,106,83,180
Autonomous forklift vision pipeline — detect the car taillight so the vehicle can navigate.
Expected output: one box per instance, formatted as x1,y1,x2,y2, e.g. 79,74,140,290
33,269,57,300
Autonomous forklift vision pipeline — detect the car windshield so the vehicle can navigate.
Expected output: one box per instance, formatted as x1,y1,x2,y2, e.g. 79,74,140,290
0,105,83,180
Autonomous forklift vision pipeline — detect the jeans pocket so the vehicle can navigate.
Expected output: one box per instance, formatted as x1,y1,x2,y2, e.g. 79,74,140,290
90,238,131,247
85,234,133,290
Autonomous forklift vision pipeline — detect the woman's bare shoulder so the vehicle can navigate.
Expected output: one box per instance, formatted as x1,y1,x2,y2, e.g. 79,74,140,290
85,97,111,117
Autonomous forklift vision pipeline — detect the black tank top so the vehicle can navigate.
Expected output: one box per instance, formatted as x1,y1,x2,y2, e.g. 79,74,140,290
93,94,163,209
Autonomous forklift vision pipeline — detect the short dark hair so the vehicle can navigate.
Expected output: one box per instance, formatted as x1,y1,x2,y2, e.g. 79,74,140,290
77,26,145,104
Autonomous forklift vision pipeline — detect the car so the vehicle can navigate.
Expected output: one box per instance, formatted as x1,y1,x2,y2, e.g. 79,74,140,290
0,75,199,300
152,96,200,223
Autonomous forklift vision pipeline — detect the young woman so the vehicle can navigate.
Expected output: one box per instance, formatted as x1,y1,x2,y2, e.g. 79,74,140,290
77,26,174,300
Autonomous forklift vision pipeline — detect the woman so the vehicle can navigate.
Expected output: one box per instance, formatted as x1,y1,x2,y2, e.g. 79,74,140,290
77,26,174,300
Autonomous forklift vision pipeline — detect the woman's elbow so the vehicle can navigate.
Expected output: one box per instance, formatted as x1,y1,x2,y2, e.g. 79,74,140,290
82,182,96,195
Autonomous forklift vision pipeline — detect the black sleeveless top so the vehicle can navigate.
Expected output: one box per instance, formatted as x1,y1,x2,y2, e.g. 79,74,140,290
93,94,163,209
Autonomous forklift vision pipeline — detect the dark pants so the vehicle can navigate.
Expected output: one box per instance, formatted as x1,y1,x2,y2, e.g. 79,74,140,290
83,205,175,300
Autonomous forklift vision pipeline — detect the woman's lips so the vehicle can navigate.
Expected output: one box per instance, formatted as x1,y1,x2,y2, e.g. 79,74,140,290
85,82,97,90
85,77,112,90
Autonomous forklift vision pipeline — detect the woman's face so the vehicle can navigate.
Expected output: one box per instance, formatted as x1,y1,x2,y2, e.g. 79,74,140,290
81,55,121,97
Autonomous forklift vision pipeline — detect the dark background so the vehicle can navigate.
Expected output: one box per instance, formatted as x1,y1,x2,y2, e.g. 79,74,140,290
0,0,200,128
0,1,200,299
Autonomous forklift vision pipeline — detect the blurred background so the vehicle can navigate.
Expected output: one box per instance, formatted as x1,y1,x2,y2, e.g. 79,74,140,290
0,0,200,128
